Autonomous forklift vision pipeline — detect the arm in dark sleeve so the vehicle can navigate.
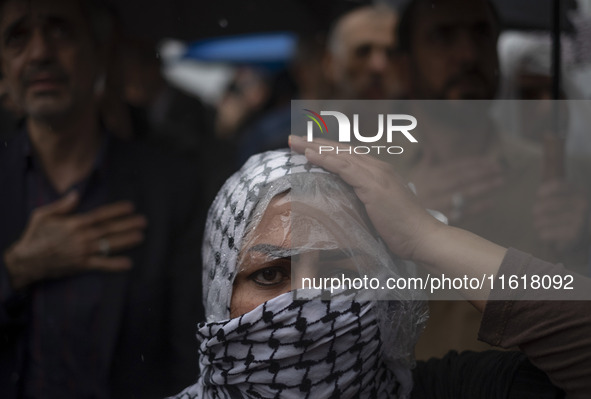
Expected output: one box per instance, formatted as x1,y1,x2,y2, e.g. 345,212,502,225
411,350,563,399
479,248,591,399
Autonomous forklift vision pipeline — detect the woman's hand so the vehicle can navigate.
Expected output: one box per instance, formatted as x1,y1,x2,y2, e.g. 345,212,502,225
289,135,443,262
289,135,507,310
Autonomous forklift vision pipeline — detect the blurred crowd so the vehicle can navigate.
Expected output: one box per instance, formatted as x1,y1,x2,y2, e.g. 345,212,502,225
1,0,591,397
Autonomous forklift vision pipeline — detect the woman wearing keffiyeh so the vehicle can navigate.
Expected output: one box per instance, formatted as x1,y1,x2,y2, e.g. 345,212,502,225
171,148,427,399
171,137,580,399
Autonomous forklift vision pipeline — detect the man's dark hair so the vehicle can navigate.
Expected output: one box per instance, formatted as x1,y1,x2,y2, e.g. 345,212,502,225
397,0,500,54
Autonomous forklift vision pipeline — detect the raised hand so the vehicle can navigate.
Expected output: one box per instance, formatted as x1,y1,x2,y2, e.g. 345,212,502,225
289,135,442,260
289,135,507,309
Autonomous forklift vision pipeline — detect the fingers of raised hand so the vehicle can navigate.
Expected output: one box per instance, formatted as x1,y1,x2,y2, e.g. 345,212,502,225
289,135,436,259
289,135,395,190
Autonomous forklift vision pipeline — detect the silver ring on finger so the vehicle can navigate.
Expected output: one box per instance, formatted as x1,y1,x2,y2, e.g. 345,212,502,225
98,238,110,257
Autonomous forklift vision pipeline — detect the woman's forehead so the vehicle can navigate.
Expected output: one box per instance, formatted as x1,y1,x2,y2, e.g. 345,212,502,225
247,194,293,250
240,189,370,260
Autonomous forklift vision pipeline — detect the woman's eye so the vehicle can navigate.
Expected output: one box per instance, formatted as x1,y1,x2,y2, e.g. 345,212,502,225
250,267,288,287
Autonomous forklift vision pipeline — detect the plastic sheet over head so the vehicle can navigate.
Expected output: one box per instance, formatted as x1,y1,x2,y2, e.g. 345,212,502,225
238,162,427,367
202,150,328,323
290,172,427,366
202,149,427,367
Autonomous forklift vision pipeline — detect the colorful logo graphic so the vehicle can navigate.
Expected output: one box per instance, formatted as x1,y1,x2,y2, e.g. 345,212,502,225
303,109,329,135
301,107,418,155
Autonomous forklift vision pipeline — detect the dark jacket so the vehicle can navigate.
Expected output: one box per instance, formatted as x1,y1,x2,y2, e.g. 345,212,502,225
0,131,205,398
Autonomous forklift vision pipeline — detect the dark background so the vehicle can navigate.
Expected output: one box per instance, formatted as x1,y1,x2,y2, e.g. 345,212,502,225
110,0,578,41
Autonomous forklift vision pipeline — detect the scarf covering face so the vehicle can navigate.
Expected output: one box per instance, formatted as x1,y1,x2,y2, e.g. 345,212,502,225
174,290,400,399
172,150,427,399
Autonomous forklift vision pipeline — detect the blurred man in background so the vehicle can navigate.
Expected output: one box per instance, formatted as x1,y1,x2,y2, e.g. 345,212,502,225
324,3,405,99
392,0,590,359
0,0,204,397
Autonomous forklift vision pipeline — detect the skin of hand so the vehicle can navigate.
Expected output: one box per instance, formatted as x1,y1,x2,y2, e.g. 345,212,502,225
533,180,590,253
289,135,507,311
3,191,147,290
409,154,505,223
289,135,441,260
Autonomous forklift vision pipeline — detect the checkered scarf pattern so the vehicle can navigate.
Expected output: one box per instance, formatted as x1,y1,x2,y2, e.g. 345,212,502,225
171,150,418,398
172,290,401,399
202,149,327,322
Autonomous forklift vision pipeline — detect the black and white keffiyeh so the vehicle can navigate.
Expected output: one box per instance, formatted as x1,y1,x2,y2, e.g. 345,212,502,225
174,290,400,399
201,150,327,322
172,150,427,399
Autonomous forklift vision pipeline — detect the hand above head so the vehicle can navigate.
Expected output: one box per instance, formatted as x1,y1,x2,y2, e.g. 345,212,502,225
289,135,507,311
533,180,590,253
3,191,147,290
289,135,444,261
